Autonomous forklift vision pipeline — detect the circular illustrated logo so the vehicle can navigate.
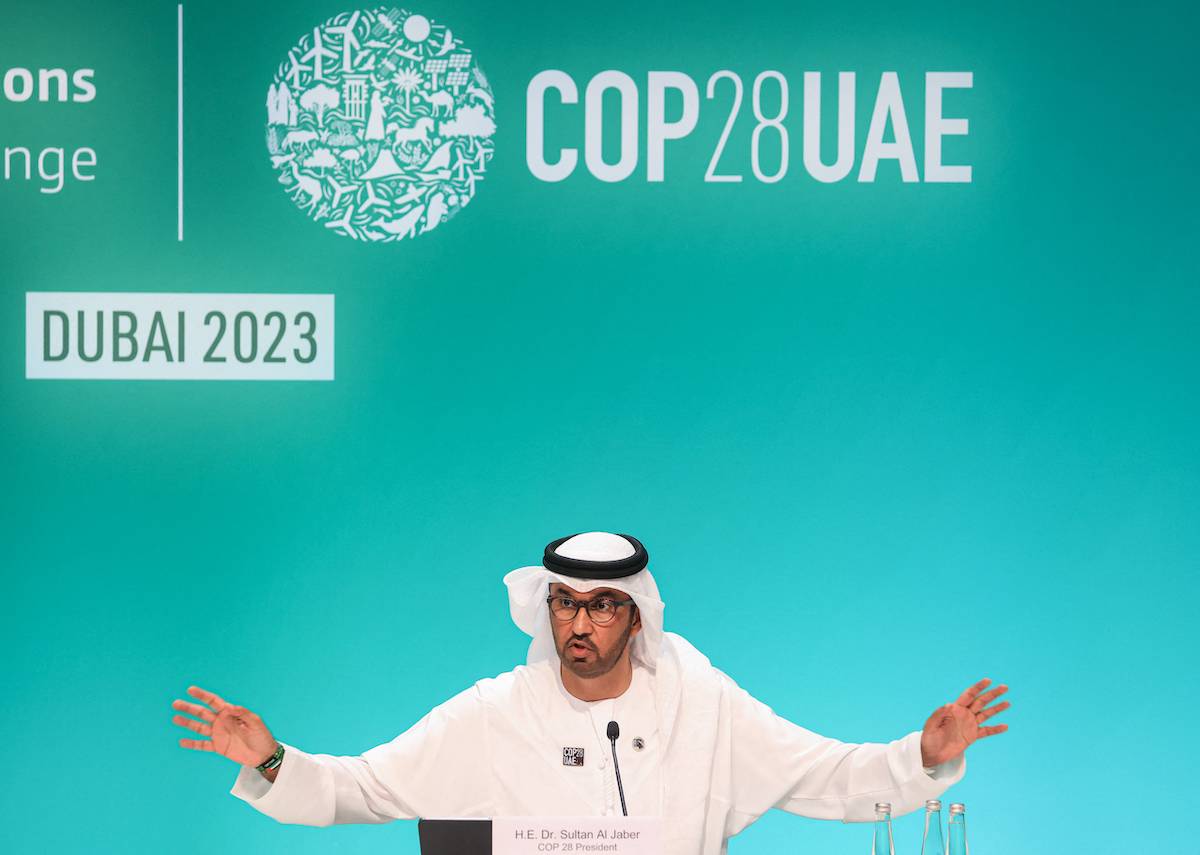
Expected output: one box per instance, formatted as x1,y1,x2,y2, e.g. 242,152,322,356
265,8,496,242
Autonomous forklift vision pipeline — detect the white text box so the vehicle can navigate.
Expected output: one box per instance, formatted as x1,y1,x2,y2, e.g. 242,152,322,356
26,292,334,380
493,816,661,855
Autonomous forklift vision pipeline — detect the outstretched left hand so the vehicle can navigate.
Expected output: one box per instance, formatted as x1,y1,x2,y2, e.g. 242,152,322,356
920,678,1010,767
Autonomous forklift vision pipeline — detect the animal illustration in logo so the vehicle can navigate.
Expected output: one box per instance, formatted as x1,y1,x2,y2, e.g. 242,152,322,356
265,8,496,242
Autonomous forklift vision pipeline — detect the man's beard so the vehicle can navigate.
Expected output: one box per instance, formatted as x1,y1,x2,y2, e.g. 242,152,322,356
556,618,636,678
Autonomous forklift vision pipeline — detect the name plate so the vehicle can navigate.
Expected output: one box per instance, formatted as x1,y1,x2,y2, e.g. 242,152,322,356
493,817,661,855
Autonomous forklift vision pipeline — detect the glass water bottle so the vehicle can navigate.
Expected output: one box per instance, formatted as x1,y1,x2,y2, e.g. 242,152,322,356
947,802,969,855
872,802,895,855
921,799,945,855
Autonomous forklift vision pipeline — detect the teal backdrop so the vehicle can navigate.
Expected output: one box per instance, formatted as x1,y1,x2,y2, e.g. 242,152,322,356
2,0,1197,852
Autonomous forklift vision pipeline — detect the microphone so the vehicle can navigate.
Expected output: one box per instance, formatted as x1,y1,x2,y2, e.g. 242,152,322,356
606,720,628,816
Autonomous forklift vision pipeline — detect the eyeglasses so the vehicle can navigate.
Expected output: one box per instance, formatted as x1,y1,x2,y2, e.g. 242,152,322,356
546,593,635,625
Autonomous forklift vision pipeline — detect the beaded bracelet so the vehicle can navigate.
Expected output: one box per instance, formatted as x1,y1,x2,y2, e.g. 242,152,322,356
256,742,285,773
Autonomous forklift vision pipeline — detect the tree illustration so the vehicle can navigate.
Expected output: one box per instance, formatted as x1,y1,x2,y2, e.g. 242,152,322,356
304,147,339,176
300,84,340,127
440,104,495,138
392,67,422,112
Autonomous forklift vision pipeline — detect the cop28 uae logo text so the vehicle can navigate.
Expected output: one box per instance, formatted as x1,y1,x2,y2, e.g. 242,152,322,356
265,8,495,242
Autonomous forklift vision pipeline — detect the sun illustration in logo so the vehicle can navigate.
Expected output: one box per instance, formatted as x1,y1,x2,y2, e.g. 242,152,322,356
266,8,496,242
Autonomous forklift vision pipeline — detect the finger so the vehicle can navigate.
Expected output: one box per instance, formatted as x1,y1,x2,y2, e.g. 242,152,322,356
187,685,229,712
969,684,1009,712
172,699,216,723
178,737,214,751
976,701,1010,722
172,714,213,737
977,724,1008,738
955,678,992,707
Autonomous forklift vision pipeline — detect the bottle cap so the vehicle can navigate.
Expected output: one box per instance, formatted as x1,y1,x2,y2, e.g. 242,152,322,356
925,799,942,810
949,803,966,814
874,803,892,814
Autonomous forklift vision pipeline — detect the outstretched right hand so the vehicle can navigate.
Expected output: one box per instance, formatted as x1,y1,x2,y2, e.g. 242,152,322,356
171,685,278,767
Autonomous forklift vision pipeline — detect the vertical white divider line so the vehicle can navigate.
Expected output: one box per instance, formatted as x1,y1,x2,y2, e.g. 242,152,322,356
177,4,184,241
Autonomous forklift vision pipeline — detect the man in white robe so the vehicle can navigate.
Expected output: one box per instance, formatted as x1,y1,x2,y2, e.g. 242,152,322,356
172,531,1010,855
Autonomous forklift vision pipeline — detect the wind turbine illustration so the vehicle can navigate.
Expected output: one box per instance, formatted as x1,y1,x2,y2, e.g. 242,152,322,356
328,12,361,73
301,27,337,82
285,49,310,90
326,175,359,210
357,181,389,213
325,205,358,239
